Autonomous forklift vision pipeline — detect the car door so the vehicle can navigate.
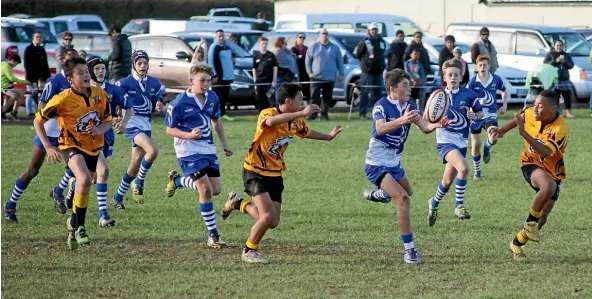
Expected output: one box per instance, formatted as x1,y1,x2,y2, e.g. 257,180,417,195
513,30,549,73
158,37,193,88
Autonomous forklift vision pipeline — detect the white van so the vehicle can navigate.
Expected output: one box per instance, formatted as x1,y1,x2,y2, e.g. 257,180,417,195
32,15,108,36
446,22,592,101
273,13,422,40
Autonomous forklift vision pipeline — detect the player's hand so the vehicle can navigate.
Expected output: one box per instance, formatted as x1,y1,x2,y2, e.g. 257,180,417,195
487,126,501,141
514,112,526,136
187,128,202,140
114,121,126,134
499,104,507,115
46,146,62,163
301,104,321,117
436,116,454,128
328,125,343,140
223,146,233,157
155,101,164,113
402,105,421,124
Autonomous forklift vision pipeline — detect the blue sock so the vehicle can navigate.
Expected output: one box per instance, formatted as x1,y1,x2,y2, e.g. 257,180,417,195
473,155,481,174
55,168,74,196
6,178,29,212
200,202,218,236
484,138,493,148
401,233,415,251
370,189,391,201
455,178,467,207
135,159,153,185
174,176,197,190
431,182,449,207
96,183,108,217
115,172,135,202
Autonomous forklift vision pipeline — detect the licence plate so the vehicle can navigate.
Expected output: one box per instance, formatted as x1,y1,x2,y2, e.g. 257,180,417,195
516,89,528,97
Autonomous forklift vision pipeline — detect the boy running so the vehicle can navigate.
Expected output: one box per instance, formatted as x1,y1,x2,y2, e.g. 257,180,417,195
363,69,452,264
491,90,568,260
34,57,113,249
427,59,483,226
164,62,232,247
468,55,508,180
221,83,342,264
111,50,165,208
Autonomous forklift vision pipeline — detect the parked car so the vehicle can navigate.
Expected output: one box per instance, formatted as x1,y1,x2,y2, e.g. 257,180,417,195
128,31,255,106
447,22,592,101
32,15,108,36
1,17,58,88
207,7,244,18
122,18,186,36
57,31,112,57
191,16,274,31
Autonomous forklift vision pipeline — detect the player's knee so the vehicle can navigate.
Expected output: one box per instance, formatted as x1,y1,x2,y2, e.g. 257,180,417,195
540,183,557,198
197,185,213,200
145,147,159,161
457,164,469,178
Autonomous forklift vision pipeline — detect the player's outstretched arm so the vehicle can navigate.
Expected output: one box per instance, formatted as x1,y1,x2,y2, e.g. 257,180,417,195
414,116,453,134
307,126,343,141
212,118,232,156
376,105,420,135
265,104,320,127
513,112,553,157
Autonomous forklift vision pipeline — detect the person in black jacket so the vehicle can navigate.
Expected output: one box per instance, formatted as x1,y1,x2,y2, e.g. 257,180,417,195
386,30,407,71
438,35,455,80
404,31,432,77
107,25,132,82
252,37,278,111
23,31,50,115
356,23,387,119
251,12,269,31
291,32,310,100
544,39,575,118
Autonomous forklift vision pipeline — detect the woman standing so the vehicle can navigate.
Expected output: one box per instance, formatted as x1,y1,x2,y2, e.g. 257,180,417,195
544,40,574,118
272,37,299,106
291,33,310,101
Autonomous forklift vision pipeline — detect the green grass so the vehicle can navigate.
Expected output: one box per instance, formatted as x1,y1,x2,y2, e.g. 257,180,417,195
2,110,592,299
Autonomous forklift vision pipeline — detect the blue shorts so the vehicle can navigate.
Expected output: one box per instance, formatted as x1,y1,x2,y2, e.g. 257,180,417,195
103,128,115,158
365,164,405,187
470,117,498,134
178,154,220,178
33,135,59,149
437,144,467,164
124,128,152,147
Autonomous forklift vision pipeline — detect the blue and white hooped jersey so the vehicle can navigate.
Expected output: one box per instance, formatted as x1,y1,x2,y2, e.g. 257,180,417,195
435,87,482,148
365,97,417,168
39,70,70,137
117,73,165,131
164,90,221,158
467,73,505,120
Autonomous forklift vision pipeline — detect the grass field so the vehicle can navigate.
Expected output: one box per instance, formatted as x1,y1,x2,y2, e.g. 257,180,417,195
2,109,591,299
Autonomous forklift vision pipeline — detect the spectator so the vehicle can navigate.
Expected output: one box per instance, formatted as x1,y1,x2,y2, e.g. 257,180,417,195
356,22,387,119
404,31,432,76
23,31,50,116
229,33,239,45
78,49,88,60
252,36,278,111
107,25,132,82
1,54,28,120
291,32,310,100
55,31,74,73
471,27,499,74
438,35,455,79
404,49,427,112
272,37,299,107
452,47,470,86
387,30,407,71
208,29,236,121
305,29,344,121
192,37,208,63
544,39,575,118
251,11,269,31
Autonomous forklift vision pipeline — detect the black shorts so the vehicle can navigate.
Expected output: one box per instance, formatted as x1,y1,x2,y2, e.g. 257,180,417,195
242,168,284,203
189,166,221,180
470,120,499,134
521,164,561,200
62,148,99,173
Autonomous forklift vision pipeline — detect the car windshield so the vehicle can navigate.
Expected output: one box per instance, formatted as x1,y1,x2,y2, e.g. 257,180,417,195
227,33,262,51
73,34,112,52
13,26,57,43
333,35,364,55
432,43,472,54
122,20,149,35
393,22,422,37
543,33,592,56
186,37,252,58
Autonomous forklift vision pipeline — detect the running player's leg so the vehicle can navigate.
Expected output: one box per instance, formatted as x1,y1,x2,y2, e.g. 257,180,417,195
95,152,115,227
427,160,457,226
5,143,47,223
193,174,225,248
130,133,159,204
51,167,74,209
112,146,144,209
242,192,278,264
445,149,471,219
470,122,483,180
482,121,499,164
380,173,420,264
65,152,94,249
538,197,557,230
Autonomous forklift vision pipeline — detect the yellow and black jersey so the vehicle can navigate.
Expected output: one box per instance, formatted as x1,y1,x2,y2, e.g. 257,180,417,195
244,108,311,177
519,107,569,180
36,86,112,156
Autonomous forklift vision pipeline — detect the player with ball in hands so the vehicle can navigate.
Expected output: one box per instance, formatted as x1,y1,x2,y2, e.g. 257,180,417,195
363,69,452,264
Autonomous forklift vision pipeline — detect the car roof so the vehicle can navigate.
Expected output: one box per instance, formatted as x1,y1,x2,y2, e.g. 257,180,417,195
60,31,111,36
1,17,45,27
52,15,103,21
448,22,578,34
265,30,366,37
129,33,185,39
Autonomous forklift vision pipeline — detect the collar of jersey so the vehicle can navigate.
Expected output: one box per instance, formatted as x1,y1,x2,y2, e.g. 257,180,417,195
133,73,148,82
446,87,460,94
60,70,66,77
475,73,493,86
386,96,408,111
186,89,209,109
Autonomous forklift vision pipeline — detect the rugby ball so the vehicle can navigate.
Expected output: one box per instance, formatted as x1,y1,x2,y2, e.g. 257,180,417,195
425,90,449,123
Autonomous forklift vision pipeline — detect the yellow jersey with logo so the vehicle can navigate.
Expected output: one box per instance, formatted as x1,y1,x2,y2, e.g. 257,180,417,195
36,87,112,156
519,107,568,180
244,108,312,177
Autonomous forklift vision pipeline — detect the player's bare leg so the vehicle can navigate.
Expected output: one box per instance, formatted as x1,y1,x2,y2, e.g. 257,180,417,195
194,175,225,248
471,133,483,180
445,150,471,219
111,146,144,209
95,152,115,227
130,134,159,204
66,154,93,249
241,193,281,264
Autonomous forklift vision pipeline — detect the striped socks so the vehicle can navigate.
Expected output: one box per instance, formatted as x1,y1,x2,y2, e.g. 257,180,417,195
431,182,449,207
473,155,481,176
455,178,467,207
96,183,108,217
55,168,74,196
114,172,135,203
5,178,28,213
134,159,153,186
174,176,197,190
200,202,218,236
